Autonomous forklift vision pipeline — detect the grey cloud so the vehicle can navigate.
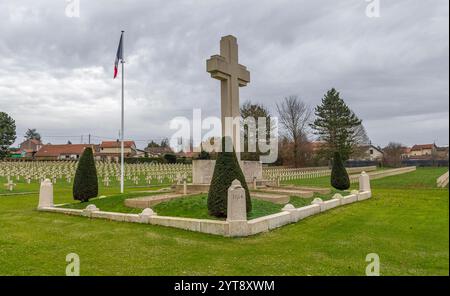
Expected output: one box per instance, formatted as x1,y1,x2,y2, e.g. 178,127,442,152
0,0,448,148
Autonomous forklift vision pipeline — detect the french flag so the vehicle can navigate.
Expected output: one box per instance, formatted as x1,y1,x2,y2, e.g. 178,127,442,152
114,32,124,79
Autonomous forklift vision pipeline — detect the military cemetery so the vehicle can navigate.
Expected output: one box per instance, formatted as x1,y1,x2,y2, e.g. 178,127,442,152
0,1,448,285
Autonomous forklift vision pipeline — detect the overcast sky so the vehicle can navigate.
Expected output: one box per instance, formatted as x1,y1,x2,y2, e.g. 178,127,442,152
0,0,448,149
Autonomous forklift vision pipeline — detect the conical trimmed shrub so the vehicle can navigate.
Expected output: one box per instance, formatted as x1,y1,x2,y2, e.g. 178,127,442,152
73,147,98,202
331,151,350,190
207,137,252,217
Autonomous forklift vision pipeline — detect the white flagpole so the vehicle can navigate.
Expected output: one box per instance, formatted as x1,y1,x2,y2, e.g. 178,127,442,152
120,30,125,194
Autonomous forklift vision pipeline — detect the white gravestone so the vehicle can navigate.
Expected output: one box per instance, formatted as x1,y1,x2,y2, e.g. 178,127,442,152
311,198,323,205
38,179,54,208
359,171,371,192
139,208,156,223
227,179,247,222
227,180,248,237
183,177,187,195
4,179,15,191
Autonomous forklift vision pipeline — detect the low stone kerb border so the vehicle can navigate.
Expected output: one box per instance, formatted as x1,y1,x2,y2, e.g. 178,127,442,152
37,172,373,237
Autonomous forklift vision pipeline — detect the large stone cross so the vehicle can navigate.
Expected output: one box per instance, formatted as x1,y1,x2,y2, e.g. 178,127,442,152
207,35,250,156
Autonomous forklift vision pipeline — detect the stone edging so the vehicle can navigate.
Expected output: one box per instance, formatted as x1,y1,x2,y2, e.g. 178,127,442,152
349,166,416,183
0,191,38,197
37,191,372,237
37,172,373,237
437,171,449,188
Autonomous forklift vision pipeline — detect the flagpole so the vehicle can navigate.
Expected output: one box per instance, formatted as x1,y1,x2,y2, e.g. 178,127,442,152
120,30,125,194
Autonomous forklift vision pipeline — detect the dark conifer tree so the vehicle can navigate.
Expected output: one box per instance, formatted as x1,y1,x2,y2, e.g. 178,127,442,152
73,147,98,202
207,137,251,217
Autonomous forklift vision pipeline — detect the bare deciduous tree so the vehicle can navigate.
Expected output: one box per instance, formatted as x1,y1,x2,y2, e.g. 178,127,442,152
349,124,371,159
276,96,312,167
240,101,272,161
383,142,404,167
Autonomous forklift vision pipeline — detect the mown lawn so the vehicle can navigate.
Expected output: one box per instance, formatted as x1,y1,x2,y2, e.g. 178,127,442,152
0,175,172,195
0,167,448,275
60,189,345,219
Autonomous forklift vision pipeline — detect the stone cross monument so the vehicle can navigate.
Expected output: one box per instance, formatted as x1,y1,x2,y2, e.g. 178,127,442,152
189,35,263,187
207,35,250,159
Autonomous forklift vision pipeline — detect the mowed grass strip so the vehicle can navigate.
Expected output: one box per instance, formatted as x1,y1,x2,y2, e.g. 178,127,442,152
0,167,448,275
59,187,346,219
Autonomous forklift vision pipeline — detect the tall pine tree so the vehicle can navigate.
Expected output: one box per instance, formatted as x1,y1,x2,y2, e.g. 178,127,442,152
310,88,363,161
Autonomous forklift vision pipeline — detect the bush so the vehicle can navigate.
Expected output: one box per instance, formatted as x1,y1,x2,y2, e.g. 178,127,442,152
331,151,350,190
196,150,211,160
73,147,98,202
124,157,163,164
164,153,177,164
207,137,251,217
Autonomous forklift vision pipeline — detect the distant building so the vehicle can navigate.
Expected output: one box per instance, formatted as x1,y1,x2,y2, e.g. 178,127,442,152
176,151,198,158
307,141,326,154
409,144,437,158
307,141,383,161
8,147,22,159
349,144,384,161
401,143,448,160
19,139,43,158
133,149,147,158
34,144,96,160
144,146,173,157
360,145,384,161
436,146,449,160
97,140,137,161
401,147,411,160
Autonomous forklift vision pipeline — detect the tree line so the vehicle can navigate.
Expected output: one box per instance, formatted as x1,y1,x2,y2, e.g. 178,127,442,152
241,88,369,167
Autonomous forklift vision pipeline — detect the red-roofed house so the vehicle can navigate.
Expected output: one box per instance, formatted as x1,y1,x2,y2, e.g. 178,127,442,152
401,147,411,159
409,144,437,158
98,140,137,161
305,141,326,153
19,139,43,158
34,144,96,160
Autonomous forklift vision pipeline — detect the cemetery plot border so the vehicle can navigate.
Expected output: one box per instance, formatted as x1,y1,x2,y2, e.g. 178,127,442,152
37,173,373,237
349,166,416,184
436,171,449,188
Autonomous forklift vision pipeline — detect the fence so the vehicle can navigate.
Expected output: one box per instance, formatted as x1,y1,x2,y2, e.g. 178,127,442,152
263,166,377,182
402,159,448,167
345,160,380,167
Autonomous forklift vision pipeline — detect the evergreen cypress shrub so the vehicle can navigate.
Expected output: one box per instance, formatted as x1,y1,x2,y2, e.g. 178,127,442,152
196,149,211,160
163,153,177,164
207,137,252,217
73,147,98,202
331,151,350,190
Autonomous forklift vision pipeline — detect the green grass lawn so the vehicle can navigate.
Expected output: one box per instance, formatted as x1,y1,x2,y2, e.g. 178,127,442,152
0,167,448,275
60,188,345,220
283,166,448,189
0,175,173,195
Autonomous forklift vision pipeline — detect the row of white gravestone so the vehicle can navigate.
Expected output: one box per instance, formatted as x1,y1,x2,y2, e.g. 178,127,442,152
0,161,192,185
264,169,331,181
101,174,190,187
2,174,188,192
37,175,188,209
